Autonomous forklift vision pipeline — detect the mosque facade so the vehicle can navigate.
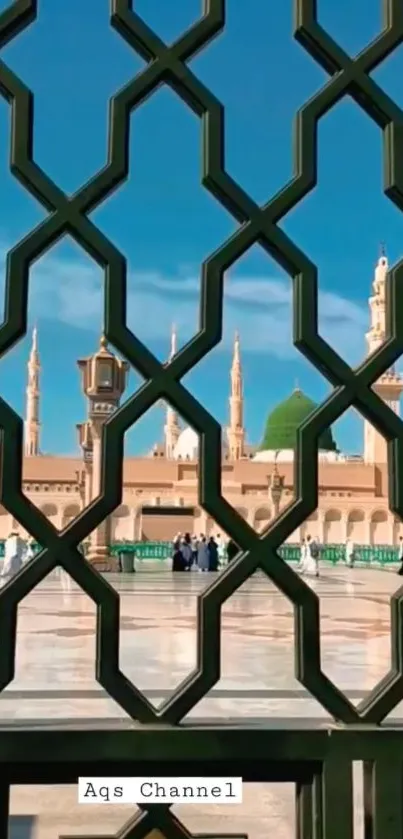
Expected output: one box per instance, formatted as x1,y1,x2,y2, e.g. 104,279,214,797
3,253,403,567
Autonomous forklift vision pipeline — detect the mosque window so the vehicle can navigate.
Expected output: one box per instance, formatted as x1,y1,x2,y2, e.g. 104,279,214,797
96,358,114,389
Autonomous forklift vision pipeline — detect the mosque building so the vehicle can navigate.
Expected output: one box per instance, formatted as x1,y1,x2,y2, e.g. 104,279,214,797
3,252,402,567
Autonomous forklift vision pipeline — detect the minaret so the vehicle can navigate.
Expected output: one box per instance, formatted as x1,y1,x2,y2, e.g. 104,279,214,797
164,325,181,458
24,327,41,456
227,331,245,460
364,248,403,463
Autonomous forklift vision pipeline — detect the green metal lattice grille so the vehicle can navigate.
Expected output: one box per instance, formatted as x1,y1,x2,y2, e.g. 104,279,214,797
0,1,403,837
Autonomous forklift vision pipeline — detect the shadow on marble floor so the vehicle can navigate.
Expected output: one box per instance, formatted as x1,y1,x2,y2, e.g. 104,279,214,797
8,816,36,838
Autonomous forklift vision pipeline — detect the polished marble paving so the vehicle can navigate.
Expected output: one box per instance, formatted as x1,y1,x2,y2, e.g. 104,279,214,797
4,564,402,836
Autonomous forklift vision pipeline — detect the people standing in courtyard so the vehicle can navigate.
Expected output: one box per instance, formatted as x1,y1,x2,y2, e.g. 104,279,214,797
197,535,209,571
397,536,403,575
208,536,219,571
1,532,25,581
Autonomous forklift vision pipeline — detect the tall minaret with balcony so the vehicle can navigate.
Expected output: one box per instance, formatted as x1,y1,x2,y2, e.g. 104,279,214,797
24,327,41,456
364,249,403,463
164,325,181,458
227,332,245,460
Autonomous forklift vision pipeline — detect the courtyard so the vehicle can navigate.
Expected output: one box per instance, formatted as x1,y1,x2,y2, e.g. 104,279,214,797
3,564,401,838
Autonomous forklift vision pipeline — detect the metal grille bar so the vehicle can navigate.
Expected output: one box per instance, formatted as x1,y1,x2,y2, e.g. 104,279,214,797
0,0,403,836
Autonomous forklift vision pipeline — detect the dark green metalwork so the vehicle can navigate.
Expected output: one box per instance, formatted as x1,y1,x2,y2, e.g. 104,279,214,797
60,806,247,839
0,0,403,836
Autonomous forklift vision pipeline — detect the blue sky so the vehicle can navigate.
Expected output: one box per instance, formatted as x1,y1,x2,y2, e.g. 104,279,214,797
0,0,403,455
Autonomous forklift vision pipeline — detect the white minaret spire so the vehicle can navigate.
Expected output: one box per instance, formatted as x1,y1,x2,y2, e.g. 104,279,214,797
24,326,41,456
227,331,245,460
164,324,181,458
366,248,389,356
364,248,403,463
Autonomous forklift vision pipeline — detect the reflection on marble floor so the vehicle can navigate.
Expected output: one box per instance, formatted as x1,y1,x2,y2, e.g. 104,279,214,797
1,565,400,721
5,566,397,836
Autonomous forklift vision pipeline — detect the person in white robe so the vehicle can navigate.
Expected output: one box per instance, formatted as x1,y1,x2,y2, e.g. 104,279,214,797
23,537,36,565
300,534,320,577
1,532,25,580
297,538,307,572
216,533,226,568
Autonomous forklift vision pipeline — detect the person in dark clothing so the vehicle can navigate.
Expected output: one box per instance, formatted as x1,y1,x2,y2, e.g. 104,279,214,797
173,532,181,552
172,532,186,572
180,532,193,571
226,539,239,562
172,546,186,572
208,536,219,571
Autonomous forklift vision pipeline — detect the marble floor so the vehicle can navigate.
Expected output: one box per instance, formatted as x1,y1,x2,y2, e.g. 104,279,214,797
3,563,402,837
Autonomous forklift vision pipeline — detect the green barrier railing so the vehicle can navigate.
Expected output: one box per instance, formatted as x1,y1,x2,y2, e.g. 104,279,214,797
110,542,172,560
0,540,400,564
278,543,399,564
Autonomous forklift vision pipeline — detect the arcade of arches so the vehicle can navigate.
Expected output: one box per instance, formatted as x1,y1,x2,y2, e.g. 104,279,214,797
0,499,398,546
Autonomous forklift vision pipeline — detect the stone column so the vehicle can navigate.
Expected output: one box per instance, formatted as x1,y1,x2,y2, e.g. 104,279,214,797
388,516,395,545
87,427,113,571
341,512,348,543
84,463,92,508
198,512,208,535
365,514,372,546
247,509,255,527
317,511,325,544
131,508,139,540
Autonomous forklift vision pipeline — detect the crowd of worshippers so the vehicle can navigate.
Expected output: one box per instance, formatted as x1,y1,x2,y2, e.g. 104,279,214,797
172,532,239,572
0,532,36,581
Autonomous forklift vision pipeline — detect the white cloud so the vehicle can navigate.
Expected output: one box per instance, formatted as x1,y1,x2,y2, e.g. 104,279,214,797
0,246,367,361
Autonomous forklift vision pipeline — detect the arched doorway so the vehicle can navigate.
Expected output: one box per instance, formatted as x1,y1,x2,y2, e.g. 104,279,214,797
347,509,365,543
323,509,341,544
254,507,271,533
370,510,388,545
40,503,59,529
112,505,131,541
61,504,80,529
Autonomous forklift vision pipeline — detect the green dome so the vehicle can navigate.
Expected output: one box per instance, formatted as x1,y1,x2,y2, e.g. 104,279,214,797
259,389,337,452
